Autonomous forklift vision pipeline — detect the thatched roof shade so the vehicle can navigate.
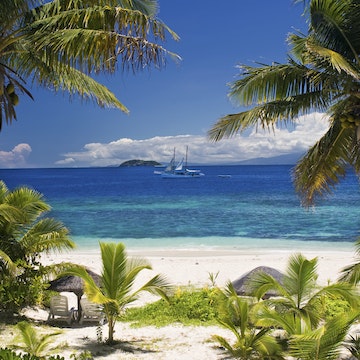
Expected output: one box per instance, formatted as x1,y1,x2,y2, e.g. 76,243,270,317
48,269,102,321
48,269,101,296
231,266,284,299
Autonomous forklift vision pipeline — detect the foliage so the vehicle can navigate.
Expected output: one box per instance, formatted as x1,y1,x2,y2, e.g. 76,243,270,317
0,0,179,128
122,286,221,326
0,348,92,360
318,294,352,320
248,253,358,334
62,242,172,343
213,282,284,360
339,238,360,285
208,0,360,206
0,265,47,313
0,348,65,359
0,181,75,314
287,311,360,360
11,321,61,357
344,334,360,359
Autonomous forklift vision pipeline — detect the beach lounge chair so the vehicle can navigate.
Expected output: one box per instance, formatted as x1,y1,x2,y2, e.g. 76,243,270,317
79,298,105,325
47,295,74,325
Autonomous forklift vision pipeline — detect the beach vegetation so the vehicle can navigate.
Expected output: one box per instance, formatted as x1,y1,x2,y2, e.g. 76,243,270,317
241,253,360,359
122,285,221,327
62,241,172,343
248,254,358,334
10,321,62,357
287,311,360,360
339,238,360,285
0,0,179,129
208,0,360,206
344,334,360,359
0,348,65,360
213,282,285,360
0,181,75,314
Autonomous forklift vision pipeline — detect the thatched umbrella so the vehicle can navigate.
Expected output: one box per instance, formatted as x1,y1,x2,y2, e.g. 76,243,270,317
231,266,284,299
48,269,101,321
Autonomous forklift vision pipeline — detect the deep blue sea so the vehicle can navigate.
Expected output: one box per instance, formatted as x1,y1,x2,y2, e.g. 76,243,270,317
1,165,359,251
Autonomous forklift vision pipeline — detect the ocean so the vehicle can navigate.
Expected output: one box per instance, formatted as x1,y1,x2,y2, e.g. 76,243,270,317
1,165,359,252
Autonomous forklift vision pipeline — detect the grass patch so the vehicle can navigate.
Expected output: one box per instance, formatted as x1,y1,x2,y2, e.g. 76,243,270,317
121,286,221,327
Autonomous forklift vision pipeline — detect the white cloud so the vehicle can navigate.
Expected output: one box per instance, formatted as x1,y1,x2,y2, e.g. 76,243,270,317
0,144,32,168
56,112,329,167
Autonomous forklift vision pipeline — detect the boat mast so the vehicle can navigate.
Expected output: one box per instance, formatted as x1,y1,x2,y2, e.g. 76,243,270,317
185,145,188,168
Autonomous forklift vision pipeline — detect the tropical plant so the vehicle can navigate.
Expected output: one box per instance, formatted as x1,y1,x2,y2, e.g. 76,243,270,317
344,334,360,359
63,241,172,343
248,253,358,343
208,0,360,206
213,282,284,360
0,180,75,312
0,348,66,360
122,285,220,326
339,238,360,284
0,0,179,128
11,321,61,357
287,311,360,360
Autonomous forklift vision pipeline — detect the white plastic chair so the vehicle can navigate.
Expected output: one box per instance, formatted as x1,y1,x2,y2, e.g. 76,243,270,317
79,298,105,325
47,295,74,325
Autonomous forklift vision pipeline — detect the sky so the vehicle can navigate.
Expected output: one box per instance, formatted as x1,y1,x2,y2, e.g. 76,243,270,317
0,0,330,168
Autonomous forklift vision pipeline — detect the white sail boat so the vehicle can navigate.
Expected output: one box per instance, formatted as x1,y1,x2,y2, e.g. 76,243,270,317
160,147,204,178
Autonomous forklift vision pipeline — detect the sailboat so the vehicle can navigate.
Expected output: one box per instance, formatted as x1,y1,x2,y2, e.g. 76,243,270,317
160,147,204,178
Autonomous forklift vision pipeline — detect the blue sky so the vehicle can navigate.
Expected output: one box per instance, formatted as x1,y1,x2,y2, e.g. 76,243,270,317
0,0,329,168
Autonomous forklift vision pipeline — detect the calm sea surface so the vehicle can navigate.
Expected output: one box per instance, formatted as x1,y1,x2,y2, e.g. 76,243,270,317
1,165,359,251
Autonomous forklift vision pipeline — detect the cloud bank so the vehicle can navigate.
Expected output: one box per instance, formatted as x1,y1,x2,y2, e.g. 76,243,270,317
56,112,329,167
1,113,329,168
0,144,32,168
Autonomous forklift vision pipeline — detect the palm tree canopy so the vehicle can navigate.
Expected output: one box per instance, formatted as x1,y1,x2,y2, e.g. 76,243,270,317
61,241,171,342
0,180,74,265
208,0,360,206
248,253,359,332
0,0,179,129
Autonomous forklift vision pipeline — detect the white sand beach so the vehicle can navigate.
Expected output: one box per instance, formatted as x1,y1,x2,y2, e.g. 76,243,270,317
18,246,357,359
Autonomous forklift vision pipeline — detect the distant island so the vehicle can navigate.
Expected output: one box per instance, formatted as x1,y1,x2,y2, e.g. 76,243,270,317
119,159,161,167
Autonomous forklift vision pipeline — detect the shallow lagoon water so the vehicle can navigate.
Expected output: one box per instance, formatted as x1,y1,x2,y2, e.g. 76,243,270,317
1,165,359,251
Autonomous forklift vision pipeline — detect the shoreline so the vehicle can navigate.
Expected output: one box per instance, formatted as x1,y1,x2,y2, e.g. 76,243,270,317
43,244,357,288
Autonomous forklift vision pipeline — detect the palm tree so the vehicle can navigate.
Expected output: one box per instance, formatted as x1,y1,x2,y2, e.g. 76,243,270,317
213,282,284,359
0,180,75,312
64,241,171,343
12,321,61,357
248,253,358,336
208,0,360,206
0,0,179,129
0,180,74,264
287,311,360,360
339,238,360,284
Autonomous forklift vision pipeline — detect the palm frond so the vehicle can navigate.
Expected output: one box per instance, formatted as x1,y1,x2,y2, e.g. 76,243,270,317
288,311,359,360
305,39,360,78
19,218,75,254
229,61,321,106
0,249,17,275
292,121,352,206
129,273,172,303
14,321,61,357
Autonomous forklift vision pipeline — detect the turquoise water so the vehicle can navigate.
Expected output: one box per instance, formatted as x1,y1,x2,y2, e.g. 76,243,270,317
1,165,359,251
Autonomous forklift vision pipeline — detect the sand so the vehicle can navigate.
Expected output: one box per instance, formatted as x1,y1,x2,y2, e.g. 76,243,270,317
14,246,358,359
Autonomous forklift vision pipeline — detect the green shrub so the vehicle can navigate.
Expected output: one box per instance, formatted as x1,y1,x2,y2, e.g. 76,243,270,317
122,286,221,327
0,348,92,360
0,348,65,360
322,296,352,320
0,263,48,314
